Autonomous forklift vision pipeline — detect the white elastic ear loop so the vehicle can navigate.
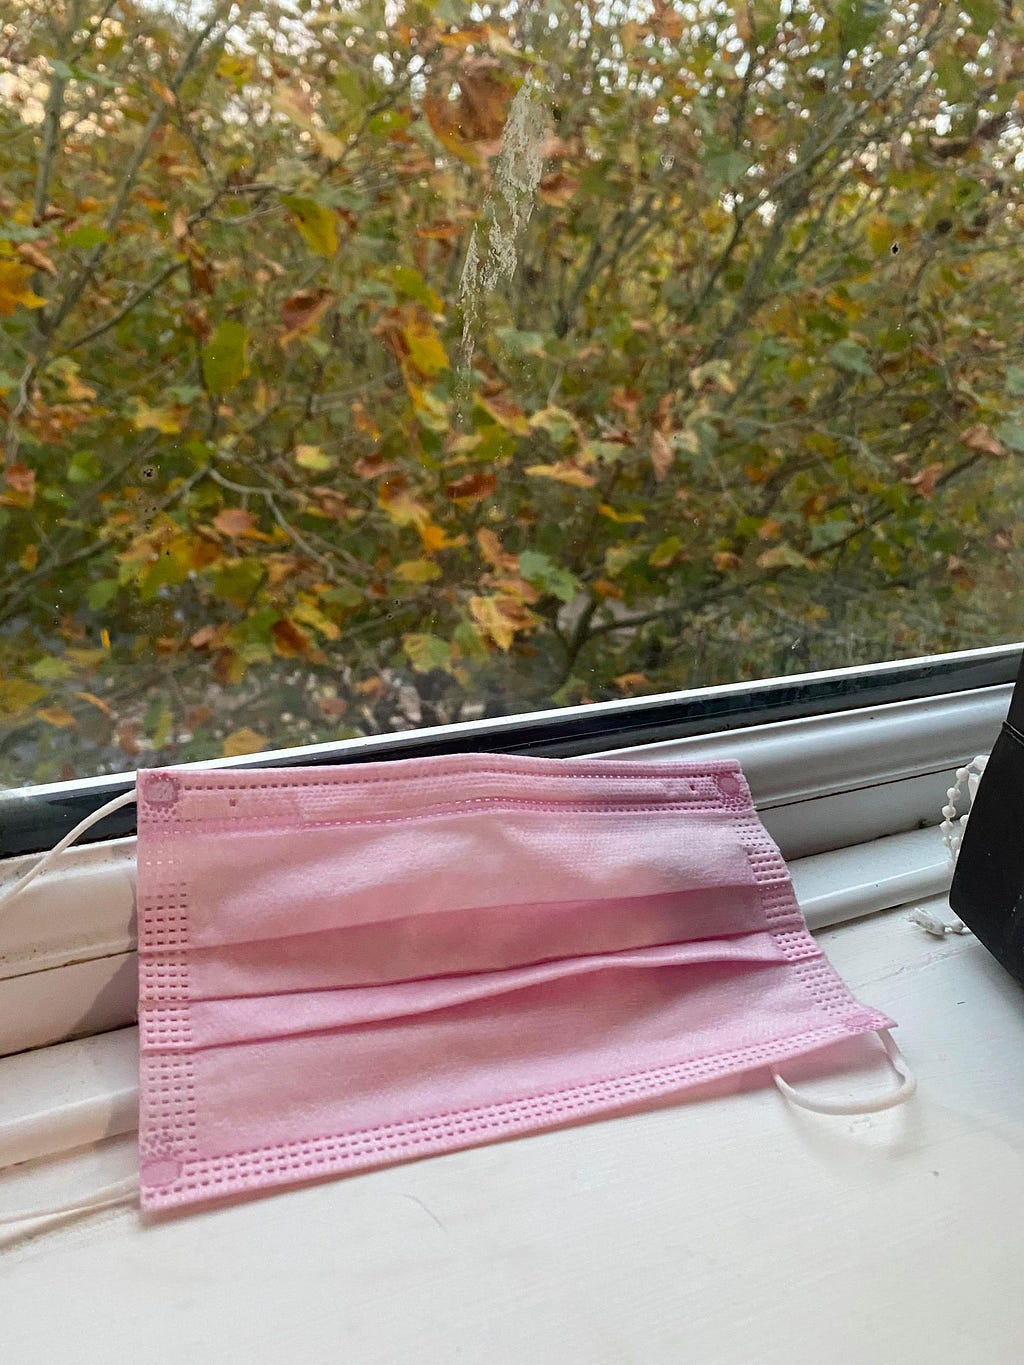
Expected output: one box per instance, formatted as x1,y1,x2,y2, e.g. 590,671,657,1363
0,1176,138,1232
0,787,136,911
773,1030,917,1116
0,789,140,1235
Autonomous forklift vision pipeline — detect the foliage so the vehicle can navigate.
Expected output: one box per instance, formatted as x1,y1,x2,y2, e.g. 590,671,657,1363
1,0,1023,783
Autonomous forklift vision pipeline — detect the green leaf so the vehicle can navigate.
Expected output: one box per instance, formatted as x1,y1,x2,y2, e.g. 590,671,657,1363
63,224,110,250
703,150,753,186
145,698,173,749
994,419,1024,454
67,449,102,484
1005,367,1024,398
827,339,874,377
403,633,450,673
961,0,998,30
383,265,442,312
30,655,75,682
86,578,119,611
935,56,973,105
494,328,547,358
281,195,338,258
202,321,248,395
837,0,887,51
211,557,264,606
518,549,580,603
395,558,442,583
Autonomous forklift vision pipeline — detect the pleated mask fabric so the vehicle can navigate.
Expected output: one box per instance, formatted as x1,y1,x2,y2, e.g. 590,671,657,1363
135,754,893,1211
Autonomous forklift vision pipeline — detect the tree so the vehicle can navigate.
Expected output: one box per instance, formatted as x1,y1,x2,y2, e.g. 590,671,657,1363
1,0,1022,784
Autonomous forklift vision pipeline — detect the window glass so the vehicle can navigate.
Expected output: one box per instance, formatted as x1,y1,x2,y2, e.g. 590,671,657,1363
1,1,1021,784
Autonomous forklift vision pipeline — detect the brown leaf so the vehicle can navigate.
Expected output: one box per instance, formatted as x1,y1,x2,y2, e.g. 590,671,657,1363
477,527,518,572
190,624,218,648
212,507,257,538
614,672,649,694
16,241,57,276
650,431,673,483
446,470,497,503
961,423,1005,457
907,462,944,499
424,59,512,159
271,618,312,658
279,287,335,345
713,551,742,571
5,463,36,499
353,452,397,480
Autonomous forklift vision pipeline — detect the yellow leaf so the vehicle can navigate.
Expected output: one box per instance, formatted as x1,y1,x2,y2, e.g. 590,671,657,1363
221,726,267,757
291,595,341,641
395,558,442,583
132,401,182,434
525,462,597,489
470,595,516,651
379,483,430,530
0,261,46,316
19,543,38,570
598,503,645,524
37,705,76,728
294,444,335,472
402,313,448,378
281,195,338,258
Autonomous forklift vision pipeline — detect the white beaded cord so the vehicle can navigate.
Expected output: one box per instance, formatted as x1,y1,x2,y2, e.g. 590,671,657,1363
940,754,989,864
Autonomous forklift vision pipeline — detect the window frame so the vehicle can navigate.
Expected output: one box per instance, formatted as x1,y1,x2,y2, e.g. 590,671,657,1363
0,641,1019,858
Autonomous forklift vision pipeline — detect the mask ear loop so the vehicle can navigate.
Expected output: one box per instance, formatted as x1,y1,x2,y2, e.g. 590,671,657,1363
0,790,140,1237
0,1176,138,1236
772,1030,917,1116
0,788,136,911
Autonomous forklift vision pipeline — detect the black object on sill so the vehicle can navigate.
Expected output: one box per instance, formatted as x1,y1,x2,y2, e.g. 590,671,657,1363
950,650,1024,988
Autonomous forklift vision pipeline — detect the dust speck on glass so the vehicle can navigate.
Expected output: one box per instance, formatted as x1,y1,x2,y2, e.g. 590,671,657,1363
0,0,1021,786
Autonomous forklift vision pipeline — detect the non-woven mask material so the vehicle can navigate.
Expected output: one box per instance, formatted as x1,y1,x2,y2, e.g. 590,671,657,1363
134,754,897,1211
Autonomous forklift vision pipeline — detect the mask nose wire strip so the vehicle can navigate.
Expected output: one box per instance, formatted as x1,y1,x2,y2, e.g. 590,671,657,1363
772,1029,916,1116
0,788,137,912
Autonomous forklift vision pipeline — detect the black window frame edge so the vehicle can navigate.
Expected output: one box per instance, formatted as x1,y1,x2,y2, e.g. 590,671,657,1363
1,642,1019,859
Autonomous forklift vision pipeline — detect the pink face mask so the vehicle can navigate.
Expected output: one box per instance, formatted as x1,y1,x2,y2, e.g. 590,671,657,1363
131,754,902,1212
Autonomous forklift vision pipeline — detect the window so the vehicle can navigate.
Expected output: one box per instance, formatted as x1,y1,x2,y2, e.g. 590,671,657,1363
1,1,1022,795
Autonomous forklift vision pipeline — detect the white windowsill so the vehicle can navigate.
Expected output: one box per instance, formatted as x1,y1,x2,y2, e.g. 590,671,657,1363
3,881,1023,1364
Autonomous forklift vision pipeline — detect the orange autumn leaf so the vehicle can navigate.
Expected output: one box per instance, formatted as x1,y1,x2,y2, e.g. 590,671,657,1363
477,527,519,571
5,463,36,498
37,706,76,728
907,462,944,499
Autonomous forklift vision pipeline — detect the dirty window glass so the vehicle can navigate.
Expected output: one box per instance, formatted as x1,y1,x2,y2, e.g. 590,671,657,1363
0,1,1021,784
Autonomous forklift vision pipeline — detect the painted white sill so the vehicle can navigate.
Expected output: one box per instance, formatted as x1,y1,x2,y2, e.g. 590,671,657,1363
4,889,1023,1365
0,825,953,1177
